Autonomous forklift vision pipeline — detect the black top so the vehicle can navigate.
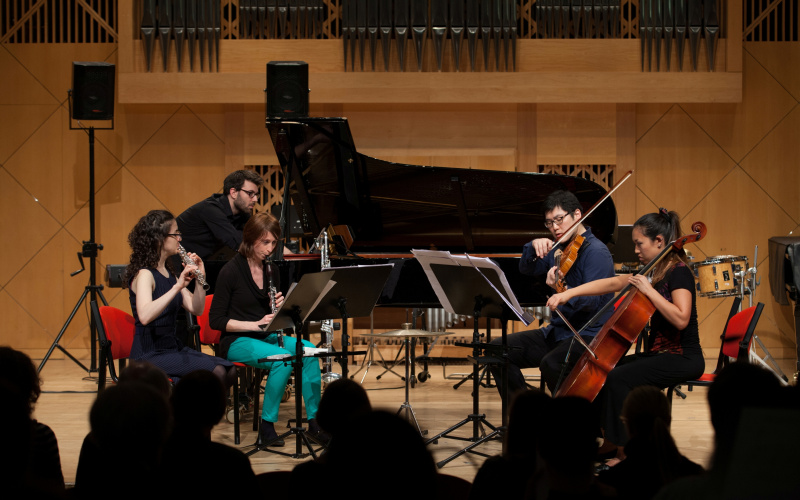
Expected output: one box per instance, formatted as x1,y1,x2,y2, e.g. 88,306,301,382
176,193,251,261
647,262,701,356
209,253,281,358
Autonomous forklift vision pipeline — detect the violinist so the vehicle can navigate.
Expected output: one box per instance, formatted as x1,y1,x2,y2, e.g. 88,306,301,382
489,190,616,398
546,209,705,461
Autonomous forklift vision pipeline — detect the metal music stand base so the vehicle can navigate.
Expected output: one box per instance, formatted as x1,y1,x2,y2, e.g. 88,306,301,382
425,313,502,469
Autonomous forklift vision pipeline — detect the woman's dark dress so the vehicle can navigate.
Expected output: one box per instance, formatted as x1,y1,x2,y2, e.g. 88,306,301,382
129,268,232,379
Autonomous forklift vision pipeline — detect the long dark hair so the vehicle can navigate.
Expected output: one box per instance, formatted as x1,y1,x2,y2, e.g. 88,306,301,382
123,210,176,287
634,208,686,283
239,213,282,261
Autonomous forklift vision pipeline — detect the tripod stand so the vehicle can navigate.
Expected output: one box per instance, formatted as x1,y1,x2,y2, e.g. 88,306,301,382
38,118,111,374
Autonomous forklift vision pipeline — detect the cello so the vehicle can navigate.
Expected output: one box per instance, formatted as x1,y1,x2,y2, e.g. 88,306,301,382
553,221,707,401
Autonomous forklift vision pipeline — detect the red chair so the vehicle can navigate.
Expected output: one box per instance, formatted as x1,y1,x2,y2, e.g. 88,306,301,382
667,298,764,411
92,301,136,395
195,294,266,445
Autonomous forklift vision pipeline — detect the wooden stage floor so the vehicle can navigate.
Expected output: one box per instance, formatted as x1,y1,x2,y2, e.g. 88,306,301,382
36,354,776,485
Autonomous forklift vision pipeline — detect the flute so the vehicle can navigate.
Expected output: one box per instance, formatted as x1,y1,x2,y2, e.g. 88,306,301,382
177,244,210,291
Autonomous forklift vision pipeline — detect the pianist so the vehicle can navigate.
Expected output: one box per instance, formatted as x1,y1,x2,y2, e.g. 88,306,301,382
209,213,325,447
489,190,616,397
176,169,263,262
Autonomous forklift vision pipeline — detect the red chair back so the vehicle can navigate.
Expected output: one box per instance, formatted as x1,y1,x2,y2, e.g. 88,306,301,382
721,304,763,360
196,294,222,345
98,306,136,360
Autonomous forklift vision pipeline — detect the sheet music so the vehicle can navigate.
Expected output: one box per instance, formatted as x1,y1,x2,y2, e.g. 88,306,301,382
412,249,533,326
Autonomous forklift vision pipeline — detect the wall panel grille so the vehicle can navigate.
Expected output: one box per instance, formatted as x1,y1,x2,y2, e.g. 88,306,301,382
1,0,117,43
744,0,799,41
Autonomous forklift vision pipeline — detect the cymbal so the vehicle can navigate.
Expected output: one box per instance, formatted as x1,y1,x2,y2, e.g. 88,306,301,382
360,329,454,338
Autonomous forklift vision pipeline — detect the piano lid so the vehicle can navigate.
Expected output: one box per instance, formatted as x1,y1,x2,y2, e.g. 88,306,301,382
267,117,618,254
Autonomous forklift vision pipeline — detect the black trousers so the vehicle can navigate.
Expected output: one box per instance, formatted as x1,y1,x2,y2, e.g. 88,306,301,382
489,328,595,398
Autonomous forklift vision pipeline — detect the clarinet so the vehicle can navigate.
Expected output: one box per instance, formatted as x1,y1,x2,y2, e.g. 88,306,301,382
264,260,283,348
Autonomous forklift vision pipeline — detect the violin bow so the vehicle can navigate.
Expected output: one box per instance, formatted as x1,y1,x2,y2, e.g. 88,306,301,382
552,307,598,359
554,170,633,247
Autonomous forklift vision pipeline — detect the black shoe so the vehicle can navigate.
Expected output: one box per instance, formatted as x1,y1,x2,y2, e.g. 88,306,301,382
307,418,331,446
258,420,285,447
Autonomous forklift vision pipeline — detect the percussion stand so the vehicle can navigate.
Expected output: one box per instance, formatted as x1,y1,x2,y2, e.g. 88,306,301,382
737,247,789,385
349,311,404,383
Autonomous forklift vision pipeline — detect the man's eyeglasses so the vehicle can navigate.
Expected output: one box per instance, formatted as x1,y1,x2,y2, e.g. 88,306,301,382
167,233,183,239
239,189,259,199
543,212,572,229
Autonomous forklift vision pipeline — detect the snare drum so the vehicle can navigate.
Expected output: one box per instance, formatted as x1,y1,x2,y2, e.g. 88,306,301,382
691,255,749,298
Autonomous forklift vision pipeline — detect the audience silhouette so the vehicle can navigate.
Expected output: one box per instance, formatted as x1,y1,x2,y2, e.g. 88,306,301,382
536,396,615,499
654,362,798,500
596,385,703,499
162,370,260,496
469,389,550,499
73,362,172,499
0,346,65,498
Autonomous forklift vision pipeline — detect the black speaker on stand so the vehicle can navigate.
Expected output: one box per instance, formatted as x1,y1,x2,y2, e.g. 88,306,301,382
266,61,309,118
39,62,115,376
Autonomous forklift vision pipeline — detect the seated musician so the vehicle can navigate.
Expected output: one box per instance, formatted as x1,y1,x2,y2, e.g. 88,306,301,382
490,190,616,397
125,210,236,389
208,213,325,447
546,209,705,462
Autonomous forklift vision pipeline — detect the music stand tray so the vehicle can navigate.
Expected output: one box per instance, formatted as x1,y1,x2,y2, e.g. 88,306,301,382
413,250,532,468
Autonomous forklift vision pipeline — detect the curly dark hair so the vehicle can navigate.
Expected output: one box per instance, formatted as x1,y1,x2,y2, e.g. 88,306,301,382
123,210,177,287
0,346,41,417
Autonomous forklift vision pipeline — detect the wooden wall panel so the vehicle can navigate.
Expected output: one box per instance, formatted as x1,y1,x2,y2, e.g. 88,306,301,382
1,40,797,371
536,104,617,165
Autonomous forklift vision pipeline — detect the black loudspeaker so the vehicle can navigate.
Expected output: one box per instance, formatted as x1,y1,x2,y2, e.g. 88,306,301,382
72,62,115,120
266,61,309,118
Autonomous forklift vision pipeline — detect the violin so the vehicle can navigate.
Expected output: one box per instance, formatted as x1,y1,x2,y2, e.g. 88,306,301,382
553,221,707,401
551,171,632,291
555,234,585,292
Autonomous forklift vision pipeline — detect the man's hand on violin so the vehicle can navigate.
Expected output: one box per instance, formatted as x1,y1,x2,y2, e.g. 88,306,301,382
531,238,554,259
546,266,564,289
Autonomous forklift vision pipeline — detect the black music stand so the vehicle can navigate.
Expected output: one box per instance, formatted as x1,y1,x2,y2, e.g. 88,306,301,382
415,251,532,468
307,264,393,379
246,270,336,460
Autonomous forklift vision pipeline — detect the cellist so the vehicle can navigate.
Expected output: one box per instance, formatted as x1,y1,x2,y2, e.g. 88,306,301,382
489,190,616,399
546,209,705,462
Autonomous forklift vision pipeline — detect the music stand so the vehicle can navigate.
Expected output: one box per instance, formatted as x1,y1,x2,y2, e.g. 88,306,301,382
246,270,336,460
414,250,532,468
309,264,394,379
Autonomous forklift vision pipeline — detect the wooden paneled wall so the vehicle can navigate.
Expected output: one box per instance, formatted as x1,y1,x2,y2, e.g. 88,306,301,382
1,41,798,369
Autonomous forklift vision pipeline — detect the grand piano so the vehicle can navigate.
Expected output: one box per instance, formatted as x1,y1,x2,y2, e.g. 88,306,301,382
264,117,620,311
